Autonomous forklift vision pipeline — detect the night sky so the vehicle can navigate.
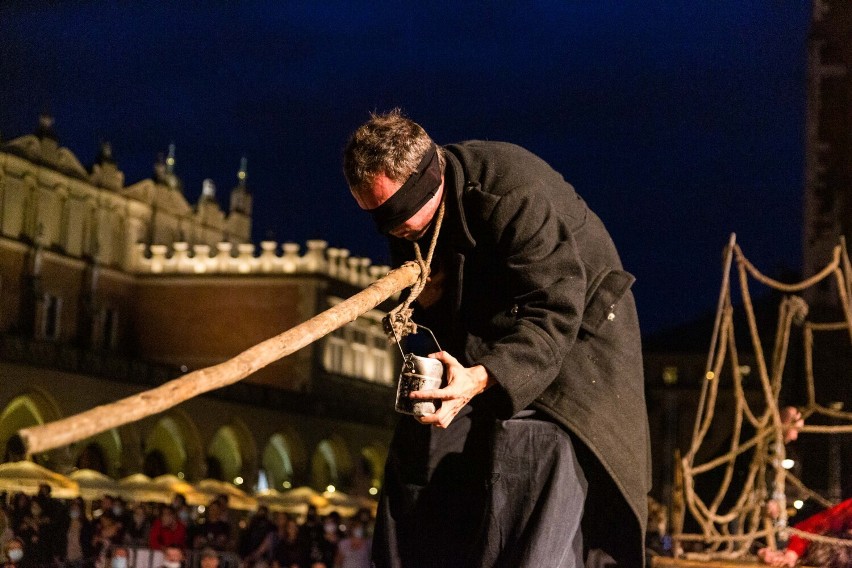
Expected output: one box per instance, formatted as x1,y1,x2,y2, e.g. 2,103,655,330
0,1,811,334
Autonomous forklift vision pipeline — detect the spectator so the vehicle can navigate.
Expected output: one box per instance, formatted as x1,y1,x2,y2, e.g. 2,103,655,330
271,517,306,568
62,498,94,566
0,509,13,562
159,546,184,568
333,520,370,568
149,507,187,550
17,497,52,566
8,495,28,532
107,546,129,568
245,511,284,568
123,504,150,546
199,547,219,568
299,506,322,546
239,506,273,559
91,512,124,561
196,502,230,550
111,498,131,532
94,496,115,520
33,485,54,515
304,516,339,568
353,509,373,538
1,538,23,568
765,406,806,524
169,494,191,531
645,496,673,561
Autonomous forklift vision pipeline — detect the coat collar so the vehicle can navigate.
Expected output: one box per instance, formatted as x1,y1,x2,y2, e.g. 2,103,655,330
443,147,476,250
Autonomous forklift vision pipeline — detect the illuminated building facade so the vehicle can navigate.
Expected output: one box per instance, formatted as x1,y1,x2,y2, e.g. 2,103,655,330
0,115,399,497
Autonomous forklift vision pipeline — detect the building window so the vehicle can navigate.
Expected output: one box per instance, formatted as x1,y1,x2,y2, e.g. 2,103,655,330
94,306,119,350
39,294,62,340
321,299,396,384
662,366,678,385
323,326,349,376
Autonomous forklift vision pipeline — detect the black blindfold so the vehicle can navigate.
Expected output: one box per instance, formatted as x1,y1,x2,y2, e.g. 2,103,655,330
368,144,441,234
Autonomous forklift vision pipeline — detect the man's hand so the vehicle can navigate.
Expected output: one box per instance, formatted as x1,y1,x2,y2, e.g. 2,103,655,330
766,499,781,520
757,547,798,567
409,351,494,428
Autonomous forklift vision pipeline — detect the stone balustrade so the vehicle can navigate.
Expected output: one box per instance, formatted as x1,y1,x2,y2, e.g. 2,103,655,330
131,240,391,288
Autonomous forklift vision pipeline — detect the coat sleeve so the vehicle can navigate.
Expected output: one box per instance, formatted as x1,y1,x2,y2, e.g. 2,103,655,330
472,184,586,416
787,497,852,557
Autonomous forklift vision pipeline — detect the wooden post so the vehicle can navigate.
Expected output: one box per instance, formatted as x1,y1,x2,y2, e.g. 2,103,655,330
19,262,422,456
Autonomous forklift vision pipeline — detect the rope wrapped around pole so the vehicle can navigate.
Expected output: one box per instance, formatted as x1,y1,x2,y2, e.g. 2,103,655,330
19,262,422,456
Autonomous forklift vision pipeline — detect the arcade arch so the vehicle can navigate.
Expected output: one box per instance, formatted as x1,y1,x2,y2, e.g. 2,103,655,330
143,411,203,480
358,444,387,493
207,421,257,486
74,428,123,478
262,430,307,491
311,435,353,491
0,389,62,462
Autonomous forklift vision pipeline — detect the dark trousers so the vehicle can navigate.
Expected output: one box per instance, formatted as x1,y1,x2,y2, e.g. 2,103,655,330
373,407,588,568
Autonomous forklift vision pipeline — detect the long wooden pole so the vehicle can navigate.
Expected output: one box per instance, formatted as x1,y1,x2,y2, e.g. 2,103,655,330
19,262,421,456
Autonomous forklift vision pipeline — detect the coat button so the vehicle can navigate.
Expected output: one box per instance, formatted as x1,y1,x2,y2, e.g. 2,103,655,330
607,312,616,321
510,304,519,316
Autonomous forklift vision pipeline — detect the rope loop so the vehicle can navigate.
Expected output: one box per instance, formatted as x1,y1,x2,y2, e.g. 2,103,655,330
384,197,446,341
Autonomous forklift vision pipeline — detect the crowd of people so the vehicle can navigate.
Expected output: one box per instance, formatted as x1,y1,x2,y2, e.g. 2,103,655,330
0,484,373,568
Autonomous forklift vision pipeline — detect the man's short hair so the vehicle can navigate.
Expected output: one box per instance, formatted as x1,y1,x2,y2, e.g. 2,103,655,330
343,108,444,195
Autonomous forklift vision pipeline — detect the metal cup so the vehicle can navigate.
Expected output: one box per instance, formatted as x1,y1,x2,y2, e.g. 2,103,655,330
395,354,444,416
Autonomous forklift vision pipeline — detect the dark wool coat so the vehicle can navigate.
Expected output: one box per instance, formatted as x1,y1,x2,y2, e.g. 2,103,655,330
386,141,651,565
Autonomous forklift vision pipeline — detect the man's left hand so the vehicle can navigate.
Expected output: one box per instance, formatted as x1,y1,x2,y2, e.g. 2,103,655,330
409,351,494,428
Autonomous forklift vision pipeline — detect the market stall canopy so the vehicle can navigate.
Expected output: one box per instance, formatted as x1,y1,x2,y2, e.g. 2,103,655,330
255,486,328,514
116,473,174,504
151,473,207,505
0,460,78,499
189,479,257,511
152,474,195,495
69,468,119,501
320,489,376,517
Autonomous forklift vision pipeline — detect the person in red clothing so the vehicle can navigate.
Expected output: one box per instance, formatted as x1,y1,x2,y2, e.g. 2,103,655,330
758,497,852,567
148,506,187,550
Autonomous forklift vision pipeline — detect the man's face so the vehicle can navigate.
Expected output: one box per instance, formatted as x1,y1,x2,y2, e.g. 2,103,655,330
353,173,444,241
200,556,218,568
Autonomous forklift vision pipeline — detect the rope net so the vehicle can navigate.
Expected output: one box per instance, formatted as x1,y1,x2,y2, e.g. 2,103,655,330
672,235,852,560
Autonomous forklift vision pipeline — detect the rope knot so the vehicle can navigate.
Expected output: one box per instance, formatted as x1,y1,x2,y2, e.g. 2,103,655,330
787,295,809,326
383,199,445,342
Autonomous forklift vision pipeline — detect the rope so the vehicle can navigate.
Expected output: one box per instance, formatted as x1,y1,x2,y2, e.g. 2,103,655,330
673,237,852,560
786,527,852,547
384,197,446,340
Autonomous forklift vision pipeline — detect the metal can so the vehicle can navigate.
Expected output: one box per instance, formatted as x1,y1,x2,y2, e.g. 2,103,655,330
394,354,444,416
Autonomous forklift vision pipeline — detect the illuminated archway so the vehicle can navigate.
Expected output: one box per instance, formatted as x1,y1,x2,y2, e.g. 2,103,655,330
262,430,307,490
0,390,62,461
74,429,123,477
143,412,203,480
310,435,353,491
357,444,387,495
207,421,257,487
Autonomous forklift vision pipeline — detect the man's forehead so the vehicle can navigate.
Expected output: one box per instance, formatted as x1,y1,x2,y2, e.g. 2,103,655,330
353,173,401,210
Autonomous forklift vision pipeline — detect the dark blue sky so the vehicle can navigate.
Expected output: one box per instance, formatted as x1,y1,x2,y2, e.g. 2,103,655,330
0,1,811,334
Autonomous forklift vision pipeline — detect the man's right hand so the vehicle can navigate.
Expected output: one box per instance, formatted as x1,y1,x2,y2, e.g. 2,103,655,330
409,351,493,428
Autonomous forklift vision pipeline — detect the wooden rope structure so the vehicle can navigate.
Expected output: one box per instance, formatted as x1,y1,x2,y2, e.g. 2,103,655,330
673,235,852,560
18,262,422,456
